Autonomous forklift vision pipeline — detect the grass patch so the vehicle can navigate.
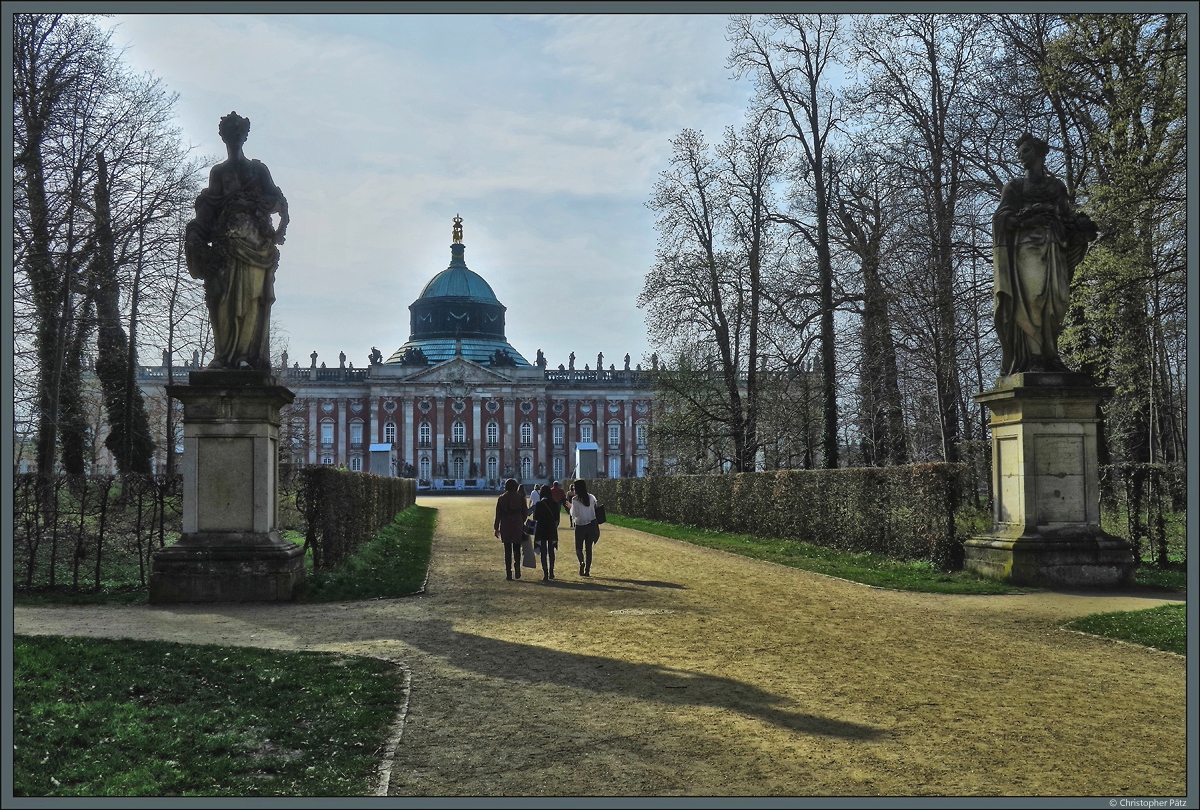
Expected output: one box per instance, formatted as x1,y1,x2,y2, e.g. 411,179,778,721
13,635,405,796
1133,565,1187,592
297,505,436,602
1065,603,1185,655
607,514,1026,595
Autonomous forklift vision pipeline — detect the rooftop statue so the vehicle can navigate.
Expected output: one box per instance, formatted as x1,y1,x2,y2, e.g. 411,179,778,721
992,133,1097,375
185,112,289,371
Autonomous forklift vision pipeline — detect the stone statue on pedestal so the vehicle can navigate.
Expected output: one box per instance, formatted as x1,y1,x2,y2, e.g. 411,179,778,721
185,112,289,371
992,133,1097,376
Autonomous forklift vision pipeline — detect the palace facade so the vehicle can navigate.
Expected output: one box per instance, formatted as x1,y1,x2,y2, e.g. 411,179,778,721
133,218,654,488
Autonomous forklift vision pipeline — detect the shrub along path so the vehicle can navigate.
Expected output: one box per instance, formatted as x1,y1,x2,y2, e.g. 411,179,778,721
14,496,1186,797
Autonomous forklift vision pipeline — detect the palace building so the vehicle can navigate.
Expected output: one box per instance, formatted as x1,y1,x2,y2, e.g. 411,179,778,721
134,217,654,488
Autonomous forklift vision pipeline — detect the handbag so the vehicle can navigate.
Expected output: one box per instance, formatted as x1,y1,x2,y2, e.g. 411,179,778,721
521,536,536,568
594,503,607,524
524,518,537,535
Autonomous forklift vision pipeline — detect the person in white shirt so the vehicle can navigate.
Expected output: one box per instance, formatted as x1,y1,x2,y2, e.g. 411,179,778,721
568,479,600,577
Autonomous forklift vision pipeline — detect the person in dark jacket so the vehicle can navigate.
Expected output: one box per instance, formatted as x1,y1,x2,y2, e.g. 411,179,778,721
494,478,528,580
532,483,562,581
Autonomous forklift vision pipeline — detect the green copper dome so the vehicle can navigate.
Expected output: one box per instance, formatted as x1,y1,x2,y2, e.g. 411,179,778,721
415,244,501,304
386,217,530,368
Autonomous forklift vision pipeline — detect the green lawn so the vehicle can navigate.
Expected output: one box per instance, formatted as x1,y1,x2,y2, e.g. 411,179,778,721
297,505,436,602
606,514,1027,594
13,635,406,796
1065,603,1186,655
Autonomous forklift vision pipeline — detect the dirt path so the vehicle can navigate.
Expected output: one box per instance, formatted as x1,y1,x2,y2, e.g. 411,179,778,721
14,496,1187,797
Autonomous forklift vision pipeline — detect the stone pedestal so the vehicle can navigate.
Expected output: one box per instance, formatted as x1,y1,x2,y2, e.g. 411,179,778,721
964,373,1134,587
150,371,304,602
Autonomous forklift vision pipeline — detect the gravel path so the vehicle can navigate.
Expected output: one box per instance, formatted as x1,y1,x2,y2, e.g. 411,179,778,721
14,496,1187,797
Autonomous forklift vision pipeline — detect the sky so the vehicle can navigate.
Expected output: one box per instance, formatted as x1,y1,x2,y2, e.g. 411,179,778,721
99,13,758,371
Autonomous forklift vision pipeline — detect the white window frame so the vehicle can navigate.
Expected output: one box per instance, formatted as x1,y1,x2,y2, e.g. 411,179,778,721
520,456,532,480
320,421,334,449
520,421,533,445
384,421,396,443
452,420,466,443
419,421,431,446
580,422,593,443
486,421,499,445
608,455,621,479
350,420,363,448
608,423,620,448
552,423,564,448
419,457,431,480
553,456,564,481
350,455,362,472
486,456,498,481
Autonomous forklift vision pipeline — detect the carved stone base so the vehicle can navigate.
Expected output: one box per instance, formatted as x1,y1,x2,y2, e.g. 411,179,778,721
150,371,300,602
969,373,1134,588
964,531,1134,588
150,531,305,603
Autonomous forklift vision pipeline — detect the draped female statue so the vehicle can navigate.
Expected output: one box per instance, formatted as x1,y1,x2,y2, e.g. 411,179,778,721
992,133,1097,375
185,112,289,370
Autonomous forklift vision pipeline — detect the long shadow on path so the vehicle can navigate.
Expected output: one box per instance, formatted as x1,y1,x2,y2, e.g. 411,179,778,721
393,618,885,742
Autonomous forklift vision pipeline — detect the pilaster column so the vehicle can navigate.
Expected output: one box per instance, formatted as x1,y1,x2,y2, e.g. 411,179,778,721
434,395,444,477
307,398,317,466
473,396,482,478
504,395,516,478
336,398,347,466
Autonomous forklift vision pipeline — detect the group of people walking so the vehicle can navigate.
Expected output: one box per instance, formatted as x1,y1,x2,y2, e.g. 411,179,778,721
493,478,601,581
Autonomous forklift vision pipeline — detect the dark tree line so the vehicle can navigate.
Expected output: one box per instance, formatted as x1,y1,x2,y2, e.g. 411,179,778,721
642,13,1186,477
14,14,207,477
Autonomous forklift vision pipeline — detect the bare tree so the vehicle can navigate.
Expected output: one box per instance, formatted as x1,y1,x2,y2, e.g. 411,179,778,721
848,14,993,463
14,13,204,475
641,121,785,472
828,145,907,466
729,13,845,468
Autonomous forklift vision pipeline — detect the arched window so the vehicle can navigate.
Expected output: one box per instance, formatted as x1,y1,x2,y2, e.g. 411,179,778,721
553,456,564,481
419,457,431,480
384,421,396,443
452,420,466,443
321,455,334,466
350,420,363,449
608,422,620,448
520,456,532,480
552,422,565,448
453,456,465,478
486,421,499,446
520,421,532,446
608,455,621,479
350,455,362,472
580,422,593,443
418,421,431,447
486,456,498,481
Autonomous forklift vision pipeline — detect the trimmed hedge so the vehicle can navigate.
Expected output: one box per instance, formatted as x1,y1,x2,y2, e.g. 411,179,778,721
296,468,416,571
587,463,970,569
